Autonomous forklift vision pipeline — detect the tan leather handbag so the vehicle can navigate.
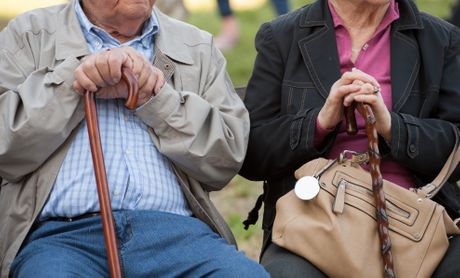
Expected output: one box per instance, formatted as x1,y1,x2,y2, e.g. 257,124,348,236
272,105,460,278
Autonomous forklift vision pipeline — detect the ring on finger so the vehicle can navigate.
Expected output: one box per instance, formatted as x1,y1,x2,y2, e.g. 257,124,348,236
373,86,380,94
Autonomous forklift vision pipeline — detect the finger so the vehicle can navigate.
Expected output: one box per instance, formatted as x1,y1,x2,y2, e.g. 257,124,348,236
335,83,362,97
352,80,364,86
340,70,380,88
129,53,145,80
343,84,380,106
154,69,165,94
106,49,126,84
74,66,98,92
81,57,106,88
351,68,380,87
95,50,114,86
346,93,380,107
136,62,150,90
73,80,85,95
139,72,156,101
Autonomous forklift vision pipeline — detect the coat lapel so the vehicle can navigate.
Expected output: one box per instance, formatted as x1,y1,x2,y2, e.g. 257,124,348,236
298,0,341,100
390,0,423,112
390,30,420,112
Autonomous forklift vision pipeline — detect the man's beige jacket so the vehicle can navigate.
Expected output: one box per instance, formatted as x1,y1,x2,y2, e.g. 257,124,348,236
0,1,249,276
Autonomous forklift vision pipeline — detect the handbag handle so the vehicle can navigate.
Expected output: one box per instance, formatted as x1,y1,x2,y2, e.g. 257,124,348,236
345,104,395,278
345,106,460,199
416,124,460,198
84,67,139,278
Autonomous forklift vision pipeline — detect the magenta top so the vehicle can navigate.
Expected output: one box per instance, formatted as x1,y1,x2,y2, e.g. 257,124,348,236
315,0,414,189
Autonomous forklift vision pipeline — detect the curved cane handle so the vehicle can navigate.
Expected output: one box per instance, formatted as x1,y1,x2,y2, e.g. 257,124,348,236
121,67,139,110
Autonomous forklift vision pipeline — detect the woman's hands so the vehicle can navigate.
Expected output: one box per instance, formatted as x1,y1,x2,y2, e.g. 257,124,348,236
318,68,392,141
73,46,165,107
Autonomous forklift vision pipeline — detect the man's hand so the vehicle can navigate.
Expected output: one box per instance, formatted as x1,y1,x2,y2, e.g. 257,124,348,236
73,46,165,107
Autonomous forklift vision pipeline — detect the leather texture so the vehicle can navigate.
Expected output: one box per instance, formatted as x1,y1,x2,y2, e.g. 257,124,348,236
272,155,460,278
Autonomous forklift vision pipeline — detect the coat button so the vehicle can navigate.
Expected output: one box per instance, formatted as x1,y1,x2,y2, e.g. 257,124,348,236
164,64,171,70
409,144,416,153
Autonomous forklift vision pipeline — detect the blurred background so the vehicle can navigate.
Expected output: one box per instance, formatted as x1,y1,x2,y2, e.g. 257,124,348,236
0,0,457,260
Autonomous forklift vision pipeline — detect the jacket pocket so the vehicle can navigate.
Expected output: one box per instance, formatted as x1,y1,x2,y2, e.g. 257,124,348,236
281,80,323,115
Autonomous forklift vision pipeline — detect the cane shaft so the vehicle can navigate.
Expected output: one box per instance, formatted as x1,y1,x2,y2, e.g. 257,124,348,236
84,67,138,278
346,103,395,278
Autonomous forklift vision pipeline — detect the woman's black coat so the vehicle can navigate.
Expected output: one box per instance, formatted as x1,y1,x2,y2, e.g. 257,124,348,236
240,0,460,245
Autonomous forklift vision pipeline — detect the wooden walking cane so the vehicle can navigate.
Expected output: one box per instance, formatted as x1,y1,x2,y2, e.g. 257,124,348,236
84,68,139,278
345,104,395,278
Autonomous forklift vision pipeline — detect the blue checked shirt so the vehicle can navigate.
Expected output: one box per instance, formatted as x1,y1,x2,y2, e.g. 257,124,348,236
40,1,192,220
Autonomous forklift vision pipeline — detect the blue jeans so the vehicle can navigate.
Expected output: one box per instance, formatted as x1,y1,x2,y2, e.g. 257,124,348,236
217,0,289,17
11,210,269,277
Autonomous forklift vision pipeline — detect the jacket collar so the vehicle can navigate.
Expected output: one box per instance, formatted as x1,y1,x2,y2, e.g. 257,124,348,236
297,0,423,110
55,1,193,66
55,0,90,60
153,7,194,65
299,0,423,30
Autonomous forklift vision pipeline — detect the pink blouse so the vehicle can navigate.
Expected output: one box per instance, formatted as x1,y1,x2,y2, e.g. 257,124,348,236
315,0,414,189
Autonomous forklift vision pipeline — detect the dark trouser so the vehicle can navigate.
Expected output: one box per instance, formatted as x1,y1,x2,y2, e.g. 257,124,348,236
261,235,460,278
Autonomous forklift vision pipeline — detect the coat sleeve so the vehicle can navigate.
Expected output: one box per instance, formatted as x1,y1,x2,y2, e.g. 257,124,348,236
239,23,336,181
0,25,84,182
135,40,249,191
388,27,460,181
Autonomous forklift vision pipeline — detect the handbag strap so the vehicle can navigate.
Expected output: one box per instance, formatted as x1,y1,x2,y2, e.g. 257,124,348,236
416,124,460,199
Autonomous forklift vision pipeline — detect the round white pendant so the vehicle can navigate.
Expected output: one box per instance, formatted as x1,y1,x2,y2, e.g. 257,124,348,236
294,176,320,200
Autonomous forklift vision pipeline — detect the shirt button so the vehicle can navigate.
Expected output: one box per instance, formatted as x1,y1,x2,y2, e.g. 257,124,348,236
114,188,121,196
124,115,129,122
125,149,130,155
409,144,417,153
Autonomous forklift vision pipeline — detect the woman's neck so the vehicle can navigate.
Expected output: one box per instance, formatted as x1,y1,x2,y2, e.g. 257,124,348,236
329,0,390,32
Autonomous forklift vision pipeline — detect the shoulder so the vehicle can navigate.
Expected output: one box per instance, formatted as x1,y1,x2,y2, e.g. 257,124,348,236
155,9,213,47
1,4,66,52
3,4,65,37
254,3,317,50
417,12,460,58
258,5,310,37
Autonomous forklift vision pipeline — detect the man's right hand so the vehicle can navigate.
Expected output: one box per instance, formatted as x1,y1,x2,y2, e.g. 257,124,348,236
73,46,165,107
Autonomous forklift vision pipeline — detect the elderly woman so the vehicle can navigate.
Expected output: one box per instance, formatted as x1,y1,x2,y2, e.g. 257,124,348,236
240,0,460,277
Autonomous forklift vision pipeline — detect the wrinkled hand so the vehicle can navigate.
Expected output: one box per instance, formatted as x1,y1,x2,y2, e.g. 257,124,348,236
73,46,165,107
344,69,392,141
318,68,392,141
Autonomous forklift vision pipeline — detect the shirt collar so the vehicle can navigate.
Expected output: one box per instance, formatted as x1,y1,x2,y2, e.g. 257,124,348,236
328,0,400,32
74,0,159,48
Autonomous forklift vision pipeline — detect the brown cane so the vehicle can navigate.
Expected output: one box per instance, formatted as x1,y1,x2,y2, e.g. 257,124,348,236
345,104,395,278
84,68,139,278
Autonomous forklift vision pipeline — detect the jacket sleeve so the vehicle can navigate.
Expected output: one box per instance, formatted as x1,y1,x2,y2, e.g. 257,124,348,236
135,41,249,191
388,27,460,181
0,25,84,182
239,23,336,181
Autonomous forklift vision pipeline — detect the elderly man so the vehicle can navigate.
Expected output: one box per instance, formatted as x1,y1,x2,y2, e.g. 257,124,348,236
0,0,268,277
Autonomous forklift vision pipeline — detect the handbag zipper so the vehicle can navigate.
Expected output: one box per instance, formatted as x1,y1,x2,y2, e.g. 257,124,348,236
332,178,411,219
